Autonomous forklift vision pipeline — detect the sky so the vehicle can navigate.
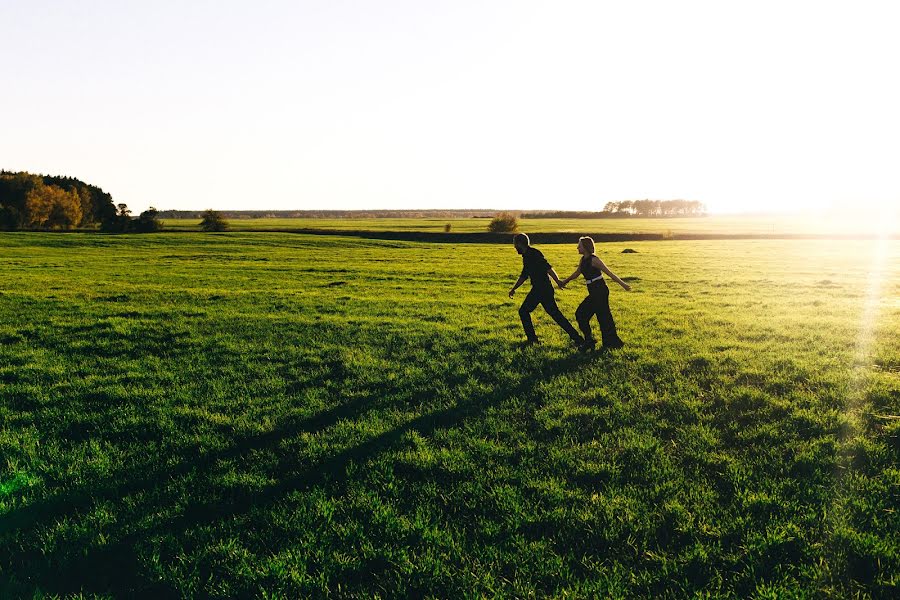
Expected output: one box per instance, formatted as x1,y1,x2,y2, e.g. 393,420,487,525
2,0,899,214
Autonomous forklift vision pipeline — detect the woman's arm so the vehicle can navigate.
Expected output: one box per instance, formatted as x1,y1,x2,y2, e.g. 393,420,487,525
593,257,631,291
558,265,582,288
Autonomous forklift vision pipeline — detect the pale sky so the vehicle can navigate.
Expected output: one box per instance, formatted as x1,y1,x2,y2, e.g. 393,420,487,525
2,0,898,214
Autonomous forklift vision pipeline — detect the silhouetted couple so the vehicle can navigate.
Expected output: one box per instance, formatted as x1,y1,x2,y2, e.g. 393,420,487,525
508,233,631,351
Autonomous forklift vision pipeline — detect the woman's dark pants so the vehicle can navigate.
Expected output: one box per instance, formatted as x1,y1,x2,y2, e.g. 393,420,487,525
575,280,622,346
519,287,581,342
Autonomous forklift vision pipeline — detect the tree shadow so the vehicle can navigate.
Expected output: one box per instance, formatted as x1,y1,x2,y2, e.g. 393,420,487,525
1,345,595,597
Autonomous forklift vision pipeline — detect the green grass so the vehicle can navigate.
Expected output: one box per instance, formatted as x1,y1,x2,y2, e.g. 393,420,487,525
160,215,898,236
0,232,898,598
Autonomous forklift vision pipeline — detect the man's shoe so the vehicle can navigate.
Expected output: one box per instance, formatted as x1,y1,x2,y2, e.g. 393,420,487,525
603,338,625,350
579,339,596,353
522,338,541,348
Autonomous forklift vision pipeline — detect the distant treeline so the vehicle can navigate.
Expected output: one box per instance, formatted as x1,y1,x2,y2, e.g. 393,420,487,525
0,170,160,232
156,209,500,219
523,200,706,219
159,203,706,220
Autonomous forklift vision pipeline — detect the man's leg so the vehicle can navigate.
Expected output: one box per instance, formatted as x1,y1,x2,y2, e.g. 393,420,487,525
540,291,582,343
518,289,541,342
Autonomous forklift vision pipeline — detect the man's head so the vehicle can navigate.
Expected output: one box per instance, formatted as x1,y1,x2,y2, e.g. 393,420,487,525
513,233,530,254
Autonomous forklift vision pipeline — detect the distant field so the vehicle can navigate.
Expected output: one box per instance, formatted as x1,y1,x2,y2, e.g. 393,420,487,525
161,215,898,236
1,232,898,597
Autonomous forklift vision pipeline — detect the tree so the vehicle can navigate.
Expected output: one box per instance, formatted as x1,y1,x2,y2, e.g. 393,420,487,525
101,203,133,232
200,209,228,232
0,171,41,229
487,212,519,233
25,183,82,229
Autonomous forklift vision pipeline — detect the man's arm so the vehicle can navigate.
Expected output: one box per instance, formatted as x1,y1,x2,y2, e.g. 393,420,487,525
508,273,527,298
594,257,631,291
548,267,567,289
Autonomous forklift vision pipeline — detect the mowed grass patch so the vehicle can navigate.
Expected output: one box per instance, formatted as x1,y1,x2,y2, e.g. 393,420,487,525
0,232,897,598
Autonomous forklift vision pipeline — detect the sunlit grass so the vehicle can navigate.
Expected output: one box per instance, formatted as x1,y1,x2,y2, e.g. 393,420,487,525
0,232,897,597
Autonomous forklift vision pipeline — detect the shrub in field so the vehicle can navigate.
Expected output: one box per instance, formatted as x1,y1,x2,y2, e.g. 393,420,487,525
488,212,519,233
444,223,452,233
200,209,229,232
132,207,163,233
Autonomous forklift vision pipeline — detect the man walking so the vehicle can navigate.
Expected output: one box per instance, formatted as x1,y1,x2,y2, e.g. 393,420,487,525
508,233,583,347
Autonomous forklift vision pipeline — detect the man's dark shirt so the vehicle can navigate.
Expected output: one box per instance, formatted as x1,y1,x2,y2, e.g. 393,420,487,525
520,246,553,291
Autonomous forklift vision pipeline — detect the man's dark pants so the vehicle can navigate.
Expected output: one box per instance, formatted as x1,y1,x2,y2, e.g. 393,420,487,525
519,286,581,342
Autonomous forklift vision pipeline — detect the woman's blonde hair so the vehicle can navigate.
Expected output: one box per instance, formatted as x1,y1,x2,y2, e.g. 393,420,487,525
579,236,595,254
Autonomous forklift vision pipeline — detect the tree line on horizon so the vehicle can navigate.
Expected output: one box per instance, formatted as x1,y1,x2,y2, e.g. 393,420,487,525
1,173,707,230
522,200,707,219
159,202,707,220
0,171,161,232
154,209,501,219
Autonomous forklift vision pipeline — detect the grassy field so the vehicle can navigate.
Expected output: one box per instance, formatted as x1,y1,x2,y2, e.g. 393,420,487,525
160,215,899,236
1,231,898,598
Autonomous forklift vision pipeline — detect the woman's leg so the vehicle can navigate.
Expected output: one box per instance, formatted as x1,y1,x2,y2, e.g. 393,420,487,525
593,283,623,347
575,295,596,343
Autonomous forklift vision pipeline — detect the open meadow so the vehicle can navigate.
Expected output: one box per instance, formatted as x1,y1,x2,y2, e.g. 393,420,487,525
160,215,899,237
1,231,898,597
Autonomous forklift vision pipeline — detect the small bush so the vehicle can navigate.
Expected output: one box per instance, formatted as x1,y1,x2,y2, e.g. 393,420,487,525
132,207,163,233
444,223,452,233
488,212,519,233
200,209,229,232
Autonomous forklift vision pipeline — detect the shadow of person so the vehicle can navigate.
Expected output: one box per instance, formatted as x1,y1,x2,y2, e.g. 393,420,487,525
1,344,595,598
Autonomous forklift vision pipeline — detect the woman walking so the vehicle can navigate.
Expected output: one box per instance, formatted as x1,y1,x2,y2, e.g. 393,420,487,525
559,236,631,351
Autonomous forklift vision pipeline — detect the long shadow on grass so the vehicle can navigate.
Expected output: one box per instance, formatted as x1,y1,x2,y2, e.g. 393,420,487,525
1,344,596,598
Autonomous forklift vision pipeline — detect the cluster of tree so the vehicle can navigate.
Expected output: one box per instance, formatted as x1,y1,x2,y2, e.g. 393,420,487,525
1,171,111,229
100,204,163,233
601,200,706,217
0,171,162,232
523,200,707,219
